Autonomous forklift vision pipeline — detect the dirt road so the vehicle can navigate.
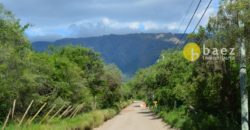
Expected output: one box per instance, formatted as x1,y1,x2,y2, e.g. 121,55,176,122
94,101,176,130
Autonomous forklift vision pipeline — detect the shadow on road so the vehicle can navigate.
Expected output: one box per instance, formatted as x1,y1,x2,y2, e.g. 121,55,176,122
134,105,141,108
138,111,152,114
138,111,161,120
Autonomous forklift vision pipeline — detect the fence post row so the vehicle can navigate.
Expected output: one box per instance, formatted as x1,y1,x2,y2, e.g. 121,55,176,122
2,100,84,129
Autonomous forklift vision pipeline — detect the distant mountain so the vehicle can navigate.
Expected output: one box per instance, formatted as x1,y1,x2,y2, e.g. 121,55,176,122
32,33,185,76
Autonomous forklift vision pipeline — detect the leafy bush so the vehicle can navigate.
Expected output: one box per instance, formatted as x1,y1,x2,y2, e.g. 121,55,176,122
0,4,129,124
128,1,250,129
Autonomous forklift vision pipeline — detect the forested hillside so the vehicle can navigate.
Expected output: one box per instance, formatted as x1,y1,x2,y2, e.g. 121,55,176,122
32,33,184,76
128,0,250,129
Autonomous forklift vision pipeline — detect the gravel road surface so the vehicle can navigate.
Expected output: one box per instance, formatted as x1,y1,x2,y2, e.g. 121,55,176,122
94,101,176,130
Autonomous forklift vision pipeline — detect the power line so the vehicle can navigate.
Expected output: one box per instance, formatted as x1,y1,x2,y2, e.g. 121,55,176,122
176,0,195,34
176,0,202,47
192,0,213,33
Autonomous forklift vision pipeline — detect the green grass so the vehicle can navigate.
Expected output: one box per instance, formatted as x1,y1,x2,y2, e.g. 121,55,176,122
157,106,188,129
153,106,239,130
4,100,132,130
5,109,116,130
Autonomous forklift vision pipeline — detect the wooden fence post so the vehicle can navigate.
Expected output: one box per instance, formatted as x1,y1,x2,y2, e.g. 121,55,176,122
49,104,65,121
12,99,16,119
28,103,47,124
72,104,84,118
40,104,56,124
18,100,34,126
59,105,71,118
2,109,11,130
64,107,74,117
69,105,80,118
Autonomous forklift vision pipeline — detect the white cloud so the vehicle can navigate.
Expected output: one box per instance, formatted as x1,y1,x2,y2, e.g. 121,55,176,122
128,22,141,30
1,0,219,41
164,22,179,31
143,22,159,30
25,16,196,41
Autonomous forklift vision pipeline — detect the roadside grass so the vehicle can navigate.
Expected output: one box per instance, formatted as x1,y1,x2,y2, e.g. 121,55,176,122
153,106,240,130
4,100,132,130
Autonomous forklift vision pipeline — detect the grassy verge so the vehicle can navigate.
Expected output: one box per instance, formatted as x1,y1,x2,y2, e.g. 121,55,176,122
4,100,132,130
153,106,239,130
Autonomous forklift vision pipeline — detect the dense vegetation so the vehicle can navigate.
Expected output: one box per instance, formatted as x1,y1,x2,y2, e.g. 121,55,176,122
129,0,250,130
0,3,130,128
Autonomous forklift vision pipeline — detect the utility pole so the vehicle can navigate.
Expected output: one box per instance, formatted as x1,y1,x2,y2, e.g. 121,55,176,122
240,37,248,130
238,0,248,129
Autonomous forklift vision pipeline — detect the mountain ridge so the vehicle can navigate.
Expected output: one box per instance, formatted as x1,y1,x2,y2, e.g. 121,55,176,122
32,33,185,76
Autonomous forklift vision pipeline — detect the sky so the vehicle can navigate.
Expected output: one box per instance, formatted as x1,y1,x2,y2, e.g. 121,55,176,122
1,0,219,42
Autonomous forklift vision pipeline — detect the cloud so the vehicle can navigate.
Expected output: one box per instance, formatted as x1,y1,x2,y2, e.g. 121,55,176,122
1,0,219,41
